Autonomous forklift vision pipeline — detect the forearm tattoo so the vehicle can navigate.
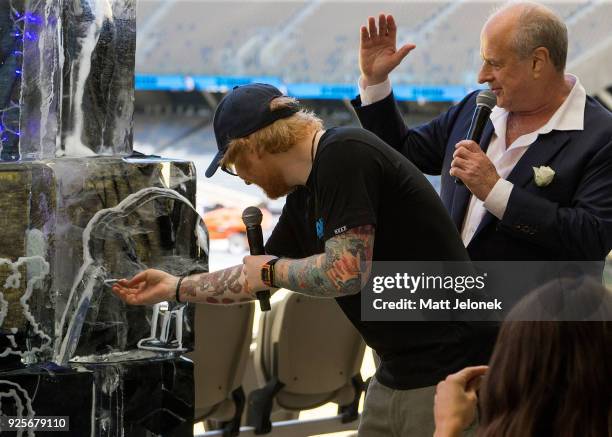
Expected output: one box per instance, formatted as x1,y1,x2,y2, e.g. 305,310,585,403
179,264,254,304
274,225,374,298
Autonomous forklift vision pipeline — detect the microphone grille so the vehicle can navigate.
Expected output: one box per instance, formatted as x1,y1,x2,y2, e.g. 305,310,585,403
242,206,263,226
477,90,497,109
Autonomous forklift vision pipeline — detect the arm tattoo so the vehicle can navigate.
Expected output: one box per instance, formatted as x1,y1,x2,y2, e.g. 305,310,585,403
274,225,374,298
179,264,255,304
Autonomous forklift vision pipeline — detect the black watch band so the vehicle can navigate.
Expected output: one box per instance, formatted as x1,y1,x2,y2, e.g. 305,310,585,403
261,258,280,288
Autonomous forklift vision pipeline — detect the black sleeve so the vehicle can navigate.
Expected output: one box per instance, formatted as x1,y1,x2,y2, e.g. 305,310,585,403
314,140,381,241
264,199,303,258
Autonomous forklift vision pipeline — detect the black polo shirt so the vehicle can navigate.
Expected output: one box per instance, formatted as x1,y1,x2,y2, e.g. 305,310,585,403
265,127,493,389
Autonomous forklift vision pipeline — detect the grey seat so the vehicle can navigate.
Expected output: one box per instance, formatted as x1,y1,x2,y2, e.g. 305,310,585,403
247,292,365,434
187,302,255,436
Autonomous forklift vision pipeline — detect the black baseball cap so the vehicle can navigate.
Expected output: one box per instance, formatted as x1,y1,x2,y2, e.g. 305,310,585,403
205,83,299,178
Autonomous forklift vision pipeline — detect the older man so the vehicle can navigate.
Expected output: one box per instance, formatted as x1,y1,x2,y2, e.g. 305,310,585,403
353,2,612,262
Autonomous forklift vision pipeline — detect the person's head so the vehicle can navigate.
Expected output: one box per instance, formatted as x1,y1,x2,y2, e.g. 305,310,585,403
206,83,323,199
477,278,612,437
477,1,568,111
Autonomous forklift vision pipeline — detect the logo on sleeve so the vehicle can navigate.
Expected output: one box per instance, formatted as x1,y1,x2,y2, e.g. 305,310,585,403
334,225,347,235
315,218,324,240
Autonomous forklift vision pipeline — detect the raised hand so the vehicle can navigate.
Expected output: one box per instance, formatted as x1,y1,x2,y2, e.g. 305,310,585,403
359,14,416,87
112,269,178,305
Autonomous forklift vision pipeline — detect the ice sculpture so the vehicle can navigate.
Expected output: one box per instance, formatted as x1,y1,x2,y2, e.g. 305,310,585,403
0,1,205,435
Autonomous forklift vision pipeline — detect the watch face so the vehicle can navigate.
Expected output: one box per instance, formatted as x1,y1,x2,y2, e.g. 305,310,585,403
261,266,271,284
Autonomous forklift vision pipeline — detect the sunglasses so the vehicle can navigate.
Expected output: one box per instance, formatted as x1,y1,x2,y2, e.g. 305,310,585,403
220,163,251,185
220,164,238,176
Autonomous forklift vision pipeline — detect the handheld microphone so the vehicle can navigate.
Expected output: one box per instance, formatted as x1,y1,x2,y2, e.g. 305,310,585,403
455,90,497,185
242,206,271,311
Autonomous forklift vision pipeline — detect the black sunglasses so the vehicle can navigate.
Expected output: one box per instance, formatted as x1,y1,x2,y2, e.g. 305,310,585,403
220,164,251,185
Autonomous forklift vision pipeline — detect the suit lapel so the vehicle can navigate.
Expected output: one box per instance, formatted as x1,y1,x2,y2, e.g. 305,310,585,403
506,131,570,187
450,121,495,230
469,131,571,241
450,183,471,229
479,121,495,154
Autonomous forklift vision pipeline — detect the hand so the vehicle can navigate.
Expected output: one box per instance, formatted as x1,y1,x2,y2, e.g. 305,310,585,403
450,140,500,200
359,14,416,86
243,255,277,294
112,269,178,305
433,366,488,437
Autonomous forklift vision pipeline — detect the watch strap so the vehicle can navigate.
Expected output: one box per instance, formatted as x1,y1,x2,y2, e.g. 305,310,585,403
261,258,280,288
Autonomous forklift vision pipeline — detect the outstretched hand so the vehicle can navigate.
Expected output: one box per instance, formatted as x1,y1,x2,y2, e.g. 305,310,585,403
112,269,178,305
359,14,416,87
434,365,488,437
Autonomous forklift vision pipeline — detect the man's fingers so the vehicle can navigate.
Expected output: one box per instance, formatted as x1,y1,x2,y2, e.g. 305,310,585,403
113,286,156,306
387,14,397,35
453,146,472,159
112,287,132,302
451,157,470,170
456,140,480,152
378,13,387,36
122,293,148,306
394,43,416,64
112,285,139,296
450,164,468,179
368,16,378,38
127,270,149,287
360,25,369,44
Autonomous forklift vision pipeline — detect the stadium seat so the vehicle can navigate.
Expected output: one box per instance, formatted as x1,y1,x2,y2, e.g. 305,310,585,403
247,292,366,434
187,302,255,436
136,1,610,88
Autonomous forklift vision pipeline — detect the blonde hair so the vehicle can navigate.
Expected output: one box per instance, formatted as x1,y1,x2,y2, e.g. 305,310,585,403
221,96,323,171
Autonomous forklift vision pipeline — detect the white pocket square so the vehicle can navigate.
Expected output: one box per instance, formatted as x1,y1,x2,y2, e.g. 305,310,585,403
533,166,555,187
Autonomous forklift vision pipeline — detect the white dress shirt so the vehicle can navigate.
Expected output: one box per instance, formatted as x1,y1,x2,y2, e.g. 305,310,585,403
358,75,587,245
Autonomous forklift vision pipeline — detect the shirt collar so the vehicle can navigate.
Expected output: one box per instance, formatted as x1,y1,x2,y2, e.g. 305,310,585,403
489,73,586,136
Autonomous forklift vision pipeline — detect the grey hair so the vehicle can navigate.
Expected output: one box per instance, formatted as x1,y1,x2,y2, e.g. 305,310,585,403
491,1,568,72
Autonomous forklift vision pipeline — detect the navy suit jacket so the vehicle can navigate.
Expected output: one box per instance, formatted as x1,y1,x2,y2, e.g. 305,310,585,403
353,91,612,261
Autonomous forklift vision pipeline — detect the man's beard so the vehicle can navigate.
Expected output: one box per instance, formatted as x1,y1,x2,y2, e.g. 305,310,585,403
258,169,294,199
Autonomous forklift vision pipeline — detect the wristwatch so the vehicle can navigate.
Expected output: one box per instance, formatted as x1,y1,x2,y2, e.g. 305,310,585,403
261,258,280,288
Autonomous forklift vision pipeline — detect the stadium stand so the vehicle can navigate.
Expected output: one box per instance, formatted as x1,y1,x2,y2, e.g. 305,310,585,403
135,0,612,92
566,0,612,57
136,1,305,77
277,1,449,83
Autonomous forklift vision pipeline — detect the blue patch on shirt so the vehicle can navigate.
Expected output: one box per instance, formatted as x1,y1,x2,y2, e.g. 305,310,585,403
316,218,324,240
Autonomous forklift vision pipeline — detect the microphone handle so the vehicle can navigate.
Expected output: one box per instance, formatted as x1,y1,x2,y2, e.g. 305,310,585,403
245,225,271,311
245,226,265,255
455,107,489,186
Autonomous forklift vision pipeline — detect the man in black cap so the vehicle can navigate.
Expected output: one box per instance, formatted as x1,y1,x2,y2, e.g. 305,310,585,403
113,83,490,436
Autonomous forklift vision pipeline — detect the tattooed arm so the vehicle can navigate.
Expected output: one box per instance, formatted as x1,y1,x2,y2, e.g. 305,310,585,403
112,264,256,305
179,265,255,304
114,225,374,305
273,224,375,298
